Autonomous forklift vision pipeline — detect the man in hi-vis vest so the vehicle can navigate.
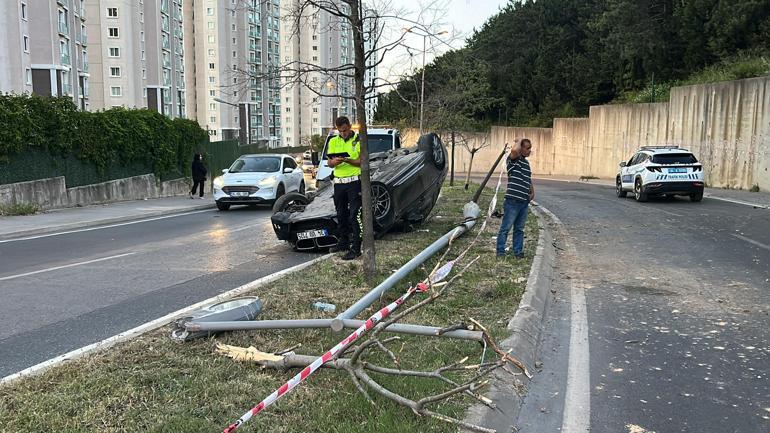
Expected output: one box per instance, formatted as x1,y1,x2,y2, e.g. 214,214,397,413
327,116,362,260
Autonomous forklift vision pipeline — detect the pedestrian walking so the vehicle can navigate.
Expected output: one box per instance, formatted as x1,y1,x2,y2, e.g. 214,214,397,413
190,153,207,199
327,116,362,260
496,139,534,258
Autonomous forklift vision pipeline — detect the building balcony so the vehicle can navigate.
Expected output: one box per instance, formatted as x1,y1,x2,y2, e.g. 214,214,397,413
58,22,69,35
62,82,73,96
80,33,88,45
61,53,71,66
82,62,89,72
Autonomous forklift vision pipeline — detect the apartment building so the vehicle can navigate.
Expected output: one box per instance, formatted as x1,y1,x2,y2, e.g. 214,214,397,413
279,0,378,147
85,0,186,117
184,0,282,146
0,1,90,108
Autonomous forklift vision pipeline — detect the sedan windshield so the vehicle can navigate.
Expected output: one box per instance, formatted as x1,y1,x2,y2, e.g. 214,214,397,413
228,157,281,173
652,153,698,164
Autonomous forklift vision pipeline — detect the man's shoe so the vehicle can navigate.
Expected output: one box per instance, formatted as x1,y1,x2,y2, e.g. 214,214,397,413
189,194,194,199
341,250,361,260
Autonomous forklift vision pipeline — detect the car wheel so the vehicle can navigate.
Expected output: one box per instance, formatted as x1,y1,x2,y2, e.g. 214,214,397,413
634,178,648,202
616,177,627,198
299,181,305,194
275,183,285,202
690,191,704,202
371,182,394,228
272,192,310,213
216,201,230,211
417,133,446,170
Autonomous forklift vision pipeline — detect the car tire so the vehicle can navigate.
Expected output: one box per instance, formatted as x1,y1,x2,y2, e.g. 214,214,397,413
634,178,648,202
275,183,285,202
371,181,395,230
616,177,627,198
690,191,704,202
417,133,446,170
299,181,305,194
216,201,231,211
272,192,310,213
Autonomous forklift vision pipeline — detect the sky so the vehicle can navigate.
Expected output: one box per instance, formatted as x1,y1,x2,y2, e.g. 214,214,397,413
377,0,511,84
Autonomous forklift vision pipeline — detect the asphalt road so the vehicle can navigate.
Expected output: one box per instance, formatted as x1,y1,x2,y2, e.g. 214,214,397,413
0,206,317,378
517,180,769,433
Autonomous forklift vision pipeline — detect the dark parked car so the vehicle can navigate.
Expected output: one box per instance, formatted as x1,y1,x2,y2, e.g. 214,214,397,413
270,133,448,251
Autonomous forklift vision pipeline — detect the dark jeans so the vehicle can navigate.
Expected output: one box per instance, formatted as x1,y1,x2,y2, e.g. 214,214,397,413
191,180,205,197
333,180,362,253
496,198,528,256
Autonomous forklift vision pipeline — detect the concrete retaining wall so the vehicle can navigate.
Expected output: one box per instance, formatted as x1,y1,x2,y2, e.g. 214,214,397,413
1,174,191,210
419,76,770,191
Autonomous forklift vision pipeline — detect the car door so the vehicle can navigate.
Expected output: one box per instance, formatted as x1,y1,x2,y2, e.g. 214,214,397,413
621,153,639,188
282,157,302,192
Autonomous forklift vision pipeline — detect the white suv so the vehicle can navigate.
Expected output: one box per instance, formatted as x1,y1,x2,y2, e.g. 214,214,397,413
616,146,705,202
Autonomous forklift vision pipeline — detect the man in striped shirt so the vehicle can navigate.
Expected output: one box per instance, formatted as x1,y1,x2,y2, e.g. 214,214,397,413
496,138,534,258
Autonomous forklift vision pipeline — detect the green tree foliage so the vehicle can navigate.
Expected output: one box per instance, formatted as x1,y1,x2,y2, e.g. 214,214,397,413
0,94,208,183
376,0,770,127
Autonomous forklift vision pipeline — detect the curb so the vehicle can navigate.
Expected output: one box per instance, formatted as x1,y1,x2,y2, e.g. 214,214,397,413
0,202,215,242
462,200,557,432
0,253,331,386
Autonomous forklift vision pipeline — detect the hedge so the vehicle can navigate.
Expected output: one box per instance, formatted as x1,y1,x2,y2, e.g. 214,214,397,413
0,94,209,187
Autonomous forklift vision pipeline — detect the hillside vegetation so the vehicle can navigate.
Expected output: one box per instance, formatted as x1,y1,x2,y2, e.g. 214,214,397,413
375,0,770,128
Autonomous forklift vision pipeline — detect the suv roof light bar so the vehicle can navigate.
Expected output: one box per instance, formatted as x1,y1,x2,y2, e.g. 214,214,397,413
640,145,680,150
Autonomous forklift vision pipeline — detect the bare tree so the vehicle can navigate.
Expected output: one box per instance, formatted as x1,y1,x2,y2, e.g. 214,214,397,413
459,133,490,190
226,0,460,281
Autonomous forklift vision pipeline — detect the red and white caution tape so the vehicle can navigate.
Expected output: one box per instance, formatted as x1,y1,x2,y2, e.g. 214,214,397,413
222,281,434,432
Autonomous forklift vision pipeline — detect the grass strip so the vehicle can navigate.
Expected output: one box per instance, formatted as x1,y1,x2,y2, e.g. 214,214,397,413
0,182,537,433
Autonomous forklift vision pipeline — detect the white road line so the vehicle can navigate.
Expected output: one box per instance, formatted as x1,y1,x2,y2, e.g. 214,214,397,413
562,281,591,433
0,252,137,282
706,195,770,209
732,234,770,251
0,254,331,385
0,209,214,244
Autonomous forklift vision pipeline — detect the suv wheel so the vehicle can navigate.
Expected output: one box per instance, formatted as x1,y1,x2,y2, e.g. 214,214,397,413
634,178,648,202
216,201,231,211
616,177,627,198
690,191,703,202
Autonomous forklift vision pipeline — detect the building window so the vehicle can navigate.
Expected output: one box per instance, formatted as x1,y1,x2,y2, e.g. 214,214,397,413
142,69,146,79
209,63,215,70
232,51,237,58
108,27,119,38
110,67,121,77
207,22,215,29
210,116,216,123
23,35,29,53
208,35,215,43
232,23,236,31
209,103,216,110
21,2,28,20
209,90,216,96
206,7,214,15
208,49,215,56
209,76,215,84
109,47,120,57
25,68,32,85
110,86,122,97
107,7,118,18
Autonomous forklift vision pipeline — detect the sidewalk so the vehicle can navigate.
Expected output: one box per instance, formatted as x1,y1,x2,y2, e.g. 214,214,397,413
0,196,215,241
533,174,770,208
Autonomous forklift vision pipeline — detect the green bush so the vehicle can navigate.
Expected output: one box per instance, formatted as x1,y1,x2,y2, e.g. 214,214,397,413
0,202,39,216
0,94,209,186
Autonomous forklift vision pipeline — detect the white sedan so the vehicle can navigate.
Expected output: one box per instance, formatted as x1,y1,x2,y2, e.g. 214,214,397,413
212,154,305,211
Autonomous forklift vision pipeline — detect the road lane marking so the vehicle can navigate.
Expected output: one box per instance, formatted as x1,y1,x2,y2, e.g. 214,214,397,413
0,253,331,385
562,280,591,433
0,209,215,244
706,195,770,209
0,252,136,282
732,234,770,251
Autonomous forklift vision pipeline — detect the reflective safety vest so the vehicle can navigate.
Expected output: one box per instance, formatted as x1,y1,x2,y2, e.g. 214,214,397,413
328,133,361,178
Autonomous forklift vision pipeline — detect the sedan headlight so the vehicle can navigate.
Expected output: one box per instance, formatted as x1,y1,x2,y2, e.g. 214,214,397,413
258,176,279,187
213,176,225,188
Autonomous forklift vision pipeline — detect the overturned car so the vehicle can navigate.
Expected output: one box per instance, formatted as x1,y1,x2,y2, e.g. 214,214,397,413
270,132,448,251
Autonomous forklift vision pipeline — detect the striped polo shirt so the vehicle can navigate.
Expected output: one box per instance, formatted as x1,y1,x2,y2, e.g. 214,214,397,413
505,156,532,202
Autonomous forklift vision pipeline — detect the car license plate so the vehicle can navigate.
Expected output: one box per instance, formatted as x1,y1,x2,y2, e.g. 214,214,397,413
668,168,686,173
669,174,688,179
297,229,328,240
230,191,250,197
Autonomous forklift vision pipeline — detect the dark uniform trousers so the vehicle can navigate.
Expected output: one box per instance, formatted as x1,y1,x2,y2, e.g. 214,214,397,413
333,179,362,253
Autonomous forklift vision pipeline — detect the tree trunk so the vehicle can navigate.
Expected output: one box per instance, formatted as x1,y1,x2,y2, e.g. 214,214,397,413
348,0,376,281
464,150,476,190
450,130,455,186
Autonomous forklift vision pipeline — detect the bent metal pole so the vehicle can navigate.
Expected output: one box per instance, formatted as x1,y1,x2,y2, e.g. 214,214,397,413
330,143,508,332
222,279,436,433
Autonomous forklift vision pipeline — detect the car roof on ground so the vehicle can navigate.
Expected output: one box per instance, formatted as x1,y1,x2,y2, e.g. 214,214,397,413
328,128,397,135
